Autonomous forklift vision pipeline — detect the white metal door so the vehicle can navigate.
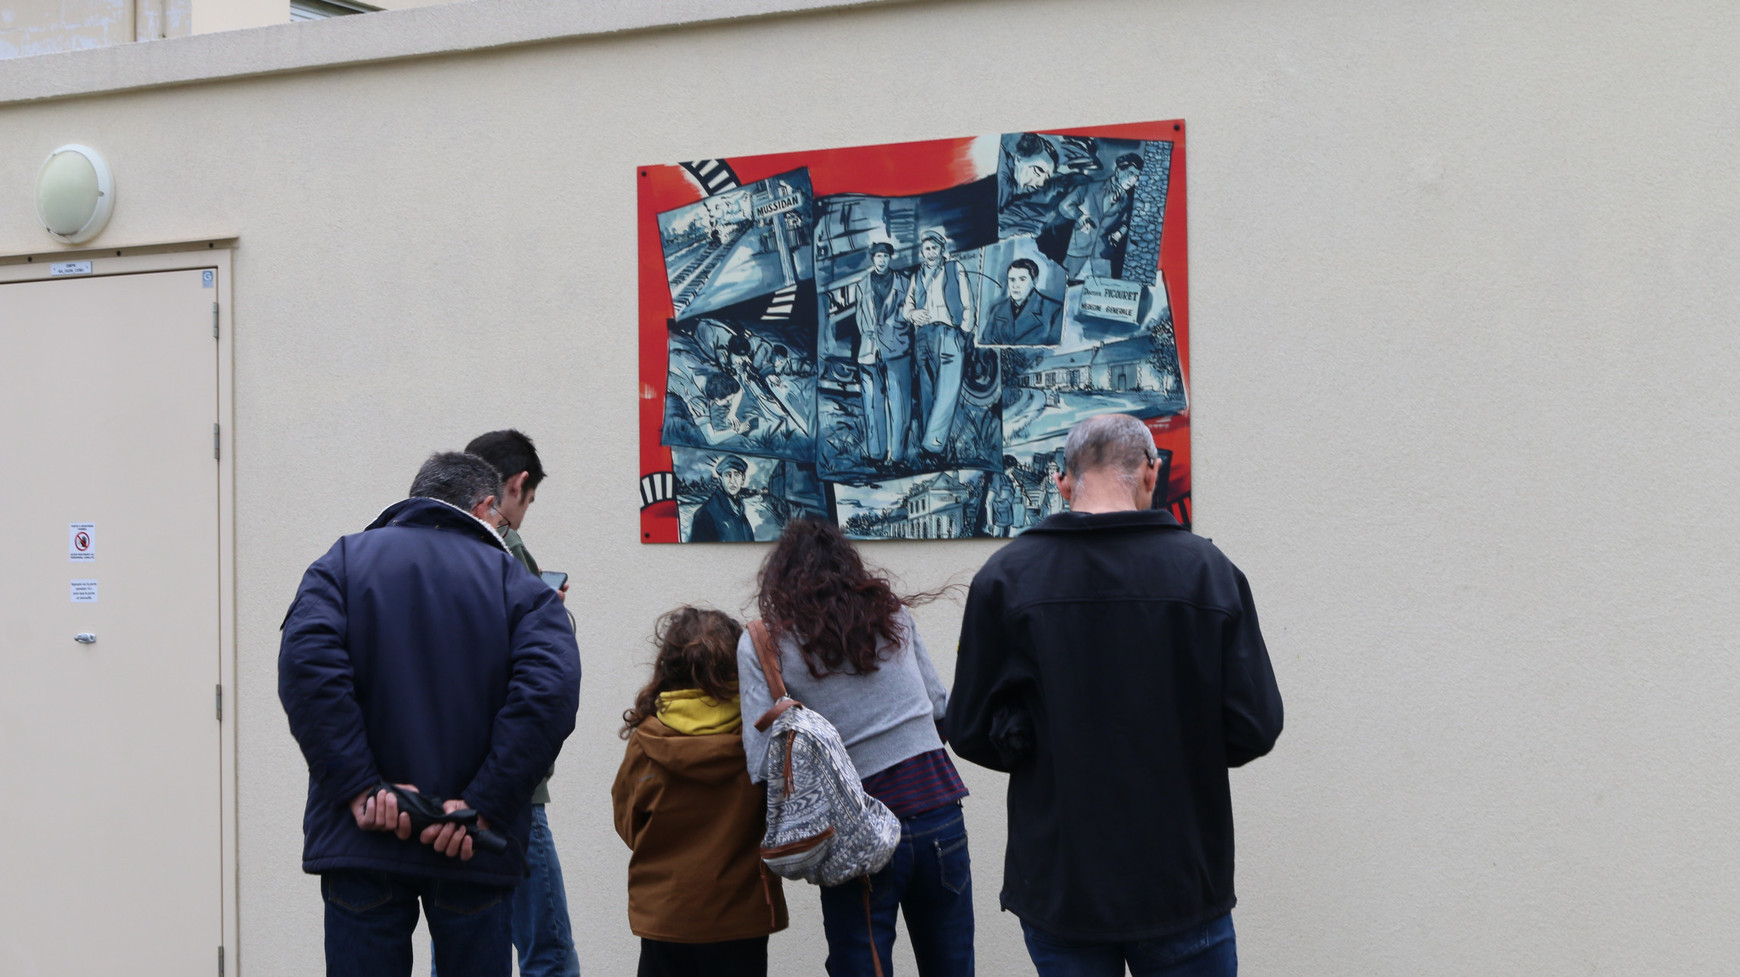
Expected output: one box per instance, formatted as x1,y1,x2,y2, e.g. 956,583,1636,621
0,268,222,975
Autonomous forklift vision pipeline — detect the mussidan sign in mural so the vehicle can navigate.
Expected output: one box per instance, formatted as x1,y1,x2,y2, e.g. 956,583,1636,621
637,122,1191,543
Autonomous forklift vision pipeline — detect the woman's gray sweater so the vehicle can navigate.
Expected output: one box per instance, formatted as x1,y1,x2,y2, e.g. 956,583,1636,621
737,608,948,783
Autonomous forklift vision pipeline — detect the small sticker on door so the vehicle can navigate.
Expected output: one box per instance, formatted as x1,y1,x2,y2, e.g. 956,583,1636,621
202,269,215,288
69,522,95,562
71,580,98,603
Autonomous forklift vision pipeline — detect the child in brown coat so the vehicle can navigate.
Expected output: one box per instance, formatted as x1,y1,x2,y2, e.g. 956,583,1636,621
612,607,788,977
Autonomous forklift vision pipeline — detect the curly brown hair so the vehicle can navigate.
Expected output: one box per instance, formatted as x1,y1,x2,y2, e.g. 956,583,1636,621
620,606,743,738
756,518,933,680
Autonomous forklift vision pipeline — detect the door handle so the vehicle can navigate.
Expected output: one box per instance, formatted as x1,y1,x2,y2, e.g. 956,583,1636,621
74,633,97,644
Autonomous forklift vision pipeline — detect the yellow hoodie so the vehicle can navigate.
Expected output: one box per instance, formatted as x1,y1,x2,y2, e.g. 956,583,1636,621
655,688,743,735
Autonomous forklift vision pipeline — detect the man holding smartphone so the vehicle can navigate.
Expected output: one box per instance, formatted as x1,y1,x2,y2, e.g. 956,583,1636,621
467,430,567,602
460,429,580,977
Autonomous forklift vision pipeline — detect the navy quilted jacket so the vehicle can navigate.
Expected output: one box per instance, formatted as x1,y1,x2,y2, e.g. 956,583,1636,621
279,497,580,886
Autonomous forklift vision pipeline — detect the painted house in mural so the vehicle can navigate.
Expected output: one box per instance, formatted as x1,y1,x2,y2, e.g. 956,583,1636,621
1019,337,1168,392
883,472,974,540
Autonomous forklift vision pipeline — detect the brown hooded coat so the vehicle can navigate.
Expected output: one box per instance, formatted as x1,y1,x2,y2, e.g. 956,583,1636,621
612,714,788,942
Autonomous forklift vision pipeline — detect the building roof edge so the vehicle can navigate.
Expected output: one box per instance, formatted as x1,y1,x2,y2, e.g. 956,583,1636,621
0,0,908,106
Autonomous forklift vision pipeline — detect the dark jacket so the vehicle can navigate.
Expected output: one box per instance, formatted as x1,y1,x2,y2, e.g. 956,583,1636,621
690,488,754,542
612,715,788,942
945,509,1281,942
279,497,582,887
981,291,1063,346
857,268,913,360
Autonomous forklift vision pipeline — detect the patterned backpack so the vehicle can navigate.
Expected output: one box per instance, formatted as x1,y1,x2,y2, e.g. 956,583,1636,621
747,620,900,887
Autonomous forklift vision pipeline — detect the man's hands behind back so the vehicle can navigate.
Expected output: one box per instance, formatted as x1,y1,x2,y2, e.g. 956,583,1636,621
349,785,488,861
350,784,415,839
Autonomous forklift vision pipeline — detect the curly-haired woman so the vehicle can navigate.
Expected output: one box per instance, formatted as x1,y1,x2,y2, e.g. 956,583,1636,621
738,518,972,977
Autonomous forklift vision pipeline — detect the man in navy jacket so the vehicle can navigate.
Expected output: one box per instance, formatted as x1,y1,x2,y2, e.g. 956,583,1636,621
280,451,581,977
946,414,1281,977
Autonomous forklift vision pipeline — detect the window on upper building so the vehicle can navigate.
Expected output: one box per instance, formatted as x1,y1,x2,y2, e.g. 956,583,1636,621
291,0,381,20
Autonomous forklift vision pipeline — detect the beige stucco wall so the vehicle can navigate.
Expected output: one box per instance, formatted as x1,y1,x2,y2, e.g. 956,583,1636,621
3,0,1739,974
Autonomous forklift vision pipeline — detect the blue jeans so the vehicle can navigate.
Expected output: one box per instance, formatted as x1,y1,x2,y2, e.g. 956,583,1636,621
1021,913,1236,977
432,805,579,977
818,802,973,977
513,806,581,977
323,869,512,977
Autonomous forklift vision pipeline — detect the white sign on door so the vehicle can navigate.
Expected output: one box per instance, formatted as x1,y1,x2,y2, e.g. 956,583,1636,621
69,522,96,561
70,580,99,603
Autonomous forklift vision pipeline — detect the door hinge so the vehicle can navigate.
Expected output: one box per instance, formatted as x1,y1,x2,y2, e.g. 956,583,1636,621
216,684,223,721
213,423,221,461
218,945,224,976
212,301,219,339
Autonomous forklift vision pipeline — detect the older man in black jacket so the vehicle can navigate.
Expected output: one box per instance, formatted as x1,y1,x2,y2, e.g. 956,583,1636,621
280,452,581,977
946,413,1281,977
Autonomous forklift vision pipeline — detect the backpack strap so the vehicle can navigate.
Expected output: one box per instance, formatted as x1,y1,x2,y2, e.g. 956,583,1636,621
748,619,803,732
862,876,886,977
759,862,777,929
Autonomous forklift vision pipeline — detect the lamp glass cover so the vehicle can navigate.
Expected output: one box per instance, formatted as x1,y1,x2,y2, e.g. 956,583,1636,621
37,150,103,236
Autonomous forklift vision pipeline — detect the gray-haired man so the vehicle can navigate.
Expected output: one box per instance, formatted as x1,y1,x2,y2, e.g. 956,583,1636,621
280,452,581,977
947,414,1282,977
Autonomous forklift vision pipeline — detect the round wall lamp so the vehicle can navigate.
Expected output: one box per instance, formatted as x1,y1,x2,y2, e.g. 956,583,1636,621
35,144,115,244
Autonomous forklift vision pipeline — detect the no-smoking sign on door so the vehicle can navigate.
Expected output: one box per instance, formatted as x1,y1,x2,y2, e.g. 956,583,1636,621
69,522,95,562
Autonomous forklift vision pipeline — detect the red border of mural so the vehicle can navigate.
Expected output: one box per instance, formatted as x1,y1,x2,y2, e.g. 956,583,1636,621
637,120,1188,542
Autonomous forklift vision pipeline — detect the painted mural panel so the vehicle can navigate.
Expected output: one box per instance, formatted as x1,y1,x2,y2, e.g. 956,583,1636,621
638,123,1192,542
661,290,819,463
669,447,828,543
657,168,815,320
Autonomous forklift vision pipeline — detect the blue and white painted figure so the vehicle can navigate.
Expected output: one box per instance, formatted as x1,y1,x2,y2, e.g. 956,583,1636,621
980,258,1063,347
901,228,975,457
856,240,915,465
1058,153,1143,283
662,304,818,464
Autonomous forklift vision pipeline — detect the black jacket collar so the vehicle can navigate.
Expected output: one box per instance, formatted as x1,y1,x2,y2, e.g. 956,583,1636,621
1024,508,1184,534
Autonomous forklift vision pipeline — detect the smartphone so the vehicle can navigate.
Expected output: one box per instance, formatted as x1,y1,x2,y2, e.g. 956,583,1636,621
539,570,568,592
